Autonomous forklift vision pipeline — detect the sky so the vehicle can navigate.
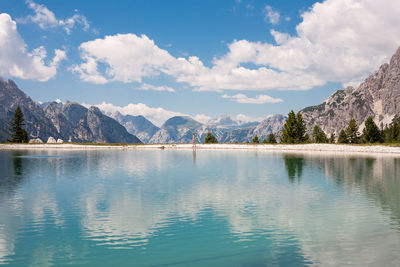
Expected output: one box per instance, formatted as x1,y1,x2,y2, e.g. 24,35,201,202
1,0,400,126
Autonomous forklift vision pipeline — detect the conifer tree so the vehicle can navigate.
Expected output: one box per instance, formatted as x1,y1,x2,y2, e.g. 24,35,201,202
345,119,360,144
338,129,348,144
8,106,29,143
295,112,307,143
281,110,297,143
384,120,400,143
312,125,328,143
204,131,218,143
329,132,335,143
362,116,381,143
266,133,277,144
252,135,259,144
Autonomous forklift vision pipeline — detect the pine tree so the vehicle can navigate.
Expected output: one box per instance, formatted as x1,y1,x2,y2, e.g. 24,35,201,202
8,106,29,143
329,132,335,143
362,116,381,143
266,133,277,144
281,110,297,143
204,132,218,143
338,129,348,144
295,112,307,143
252,135,259,144
384,121,400,143
312,125,328,143
345,119,360,144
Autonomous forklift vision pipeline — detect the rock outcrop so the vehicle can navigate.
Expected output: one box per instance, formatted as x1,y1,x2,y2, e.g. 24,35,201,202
301,47,400,136
47,137,57,143
28,138,43,144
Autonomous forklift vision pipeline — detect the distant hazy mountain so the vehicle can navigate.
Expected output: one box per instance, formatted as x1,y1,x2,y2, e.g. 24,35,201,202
252,114,287,140
147,114,286,144
301,47,400,136
218,114,287,143
0,78,60,142
207,115,259,130
149,116,205,143
43,101,142,143
104,111,159,143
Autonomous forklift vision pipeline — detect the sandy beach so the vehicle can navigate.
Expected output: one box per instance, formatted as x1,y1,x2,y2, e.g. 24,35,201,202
1,143,400,155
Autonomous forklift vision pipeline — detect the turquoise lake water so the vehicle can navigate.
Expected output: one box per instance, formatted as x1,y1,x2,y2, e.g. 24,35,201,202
0,149,400,266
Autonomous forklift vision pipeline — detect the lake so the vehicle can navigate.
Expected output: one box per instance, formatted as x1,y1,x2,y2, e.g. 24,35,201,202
0,149,399,266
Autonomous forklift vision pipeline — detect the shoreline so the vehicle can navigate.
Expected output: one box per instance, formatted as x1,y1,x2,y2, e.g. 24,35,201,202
1,143,400,155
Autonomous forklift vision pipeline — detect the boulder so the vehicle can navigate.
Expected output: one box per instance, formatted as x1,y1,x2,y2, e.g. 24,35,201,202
47,136,57,143
28,138,43,144
57,138,64,143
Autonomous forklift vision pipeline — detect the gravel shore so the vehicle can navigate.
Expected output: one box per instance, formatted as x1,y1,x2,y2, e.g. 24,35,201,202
1,143,400,155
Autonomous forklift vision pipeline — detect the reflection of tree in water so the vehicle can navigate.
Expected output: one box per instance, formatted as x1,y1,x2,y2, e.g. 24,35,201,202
308,155,400,227
283,155,305,183
0,151,26,197
13,154,23,179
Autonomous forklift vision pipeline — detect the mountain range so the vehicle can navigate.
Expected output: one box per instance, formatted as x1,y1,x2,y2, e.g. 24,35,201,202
1,46,400,143
0,78,141,143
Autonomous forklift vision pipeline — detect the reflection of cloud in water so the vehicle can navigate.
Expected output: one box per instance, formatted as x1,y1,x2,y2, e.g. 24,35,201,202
80,151,400,265
1,150,400,265
0,153,66,264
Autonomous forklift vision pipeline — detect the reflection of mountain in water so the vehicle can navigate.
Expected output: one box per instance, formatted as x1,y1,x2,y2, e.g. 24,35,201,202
304,154,400,226
1,150,400,266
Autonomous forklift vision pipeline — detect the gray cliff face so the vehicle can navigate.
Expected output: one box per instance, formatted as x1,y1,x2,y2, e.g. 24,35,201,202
105,111,159,143
0,78,60,142
43,101,142,143
301,47,400,136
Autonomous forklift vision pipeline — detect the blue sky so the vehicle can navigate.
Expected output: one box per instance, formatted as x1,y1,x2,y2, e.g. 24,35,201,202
1,0,400,126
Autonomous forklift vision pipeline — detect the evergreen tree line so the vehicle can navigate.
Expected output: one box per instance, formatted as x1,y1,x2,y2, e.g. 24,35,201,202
205,110,400,145
277,110,400,144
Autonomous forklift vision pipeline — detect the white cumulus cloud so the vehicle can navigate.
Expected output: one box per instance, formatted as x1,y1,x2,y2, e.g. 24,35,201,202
193,114,213,124
19,0,89,35
222,93,283,104
0,13,66,81
72,0,400,92
71,34,177,84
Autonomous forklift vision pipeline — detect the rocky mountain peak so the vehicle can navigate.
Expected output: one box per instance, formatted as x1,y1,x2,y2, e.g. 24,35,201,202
301,46,400,136
0,77,60,141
